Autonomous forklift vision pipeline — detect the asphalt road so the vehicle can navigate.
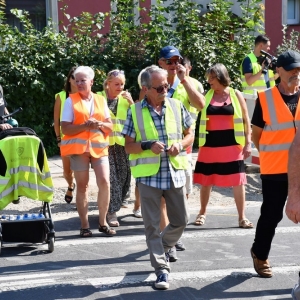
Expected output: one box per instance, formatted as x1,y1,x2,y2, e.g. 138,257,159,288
0,156,299,299
0,201,299,299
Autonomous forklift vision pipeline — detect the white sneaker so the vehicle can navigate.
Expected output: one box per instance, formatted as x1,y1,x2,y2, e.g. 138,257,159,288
132,209,142,218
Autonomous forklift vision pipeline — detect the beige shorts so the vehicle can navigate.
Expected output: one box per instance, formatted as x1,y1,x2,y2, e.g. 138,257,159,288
70,152,109,171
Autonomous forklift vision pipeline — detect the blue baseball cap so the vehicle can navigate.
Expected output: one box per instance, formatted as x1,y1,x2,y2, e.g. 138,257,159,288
159,46,182,59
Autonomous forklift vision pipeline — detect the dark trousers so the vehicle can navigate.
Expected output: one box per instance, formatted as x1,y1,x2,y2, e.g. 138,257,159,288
252,179,288,260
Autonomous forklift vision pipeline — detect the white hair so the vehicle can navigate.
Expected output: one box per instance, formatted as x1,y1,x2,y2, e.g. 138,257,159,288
137,65,160,89
140,66,167,89
74,66,95,80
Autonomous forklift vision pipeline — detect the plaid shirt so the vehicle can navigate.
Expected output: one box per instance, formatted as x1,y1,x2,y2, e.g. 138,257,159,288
122,98,194,189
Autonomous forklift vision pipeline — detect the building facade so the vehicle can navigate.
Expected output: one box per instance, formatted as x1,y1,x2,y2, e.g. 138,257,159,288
5,0,299,54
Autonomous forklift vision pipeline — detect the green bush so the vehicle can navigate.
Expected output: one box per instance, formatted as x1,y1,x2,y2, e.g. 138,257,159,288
0,0,266,155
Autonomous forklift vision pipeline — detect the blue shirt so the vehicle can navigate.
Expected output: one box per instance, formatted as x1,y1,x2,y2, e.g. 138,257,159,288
122,98,194,189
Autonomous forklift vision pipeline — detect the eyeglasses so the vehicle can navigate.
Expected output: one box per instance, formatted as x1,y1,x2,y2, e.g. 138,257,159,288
151,84,170,93
163,59,182,65
109,70,125,77
207,75,217,81
71,75,75,80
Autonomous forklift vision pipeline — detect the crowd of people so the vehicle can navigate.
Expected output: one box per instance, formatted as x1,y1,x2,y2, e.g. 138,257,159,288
1,35,299,291
53,40,300,290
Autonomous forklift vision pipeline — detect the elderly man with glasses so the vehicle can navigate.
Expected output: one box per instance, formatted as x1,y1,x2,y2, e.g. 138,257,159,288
122,66,204,289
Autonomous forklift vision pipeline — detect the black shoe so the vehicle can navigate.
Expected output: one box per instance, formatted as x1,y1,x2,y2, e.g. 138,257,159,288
175,238,186,251
12,197,20,204
155,273,169,289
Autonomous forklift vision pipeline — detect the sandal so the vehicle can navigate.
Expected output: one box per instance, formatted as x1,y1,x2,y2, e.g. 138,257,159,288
99,224,116,236
239,218,254,229
194,214,206,226
107,212,119,227
65,183,76,204
80,228,92,237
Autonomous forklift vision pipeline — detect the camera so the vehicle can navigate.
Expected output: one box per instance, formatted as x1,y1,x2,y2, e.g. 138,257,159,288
259,50,277,74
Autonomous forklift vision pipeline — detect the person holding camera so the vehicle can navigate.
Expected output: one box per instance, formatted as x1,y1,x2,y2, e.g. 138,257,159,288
241,35,278,96
0,85,13,131
250,50,300,278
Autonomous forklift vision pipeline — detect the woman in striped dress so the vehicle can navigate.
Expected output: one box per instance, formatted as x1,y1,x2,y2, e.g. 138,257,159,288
193,63,253,228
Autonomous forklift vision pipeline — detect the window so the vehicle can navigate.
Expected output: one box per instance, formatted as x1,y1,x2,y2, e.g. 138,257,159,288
287,0,300,24
5,0,46,32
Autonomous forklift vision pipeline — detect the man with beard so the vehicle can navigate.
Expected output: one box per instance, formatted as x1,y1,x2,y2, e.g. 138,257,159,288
250,50,300,278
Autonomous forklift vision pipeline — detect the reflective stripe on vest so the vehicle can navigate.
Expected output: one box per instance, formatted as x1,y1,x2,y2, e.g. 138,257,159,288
259,87,300,174
173,82,199,122
129,98,188,178
97,91,130,146
198,87,245,147
241,52,275,94
60,93,109,158
55,90,67,138
0,135,53,210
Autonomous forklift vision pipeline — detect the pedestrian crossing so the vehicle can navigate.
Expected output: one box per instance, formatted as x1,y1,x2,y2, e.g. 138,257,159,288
0,223,299,298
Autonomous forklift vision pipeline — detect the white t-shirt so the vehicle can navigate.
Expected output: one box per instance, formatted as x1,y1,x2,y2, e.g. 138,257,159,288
61,95,110,122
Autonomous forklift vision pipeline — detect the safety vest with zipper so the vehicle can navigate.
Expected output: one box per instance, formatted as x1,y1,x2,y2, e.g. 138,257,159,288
97,91,130,146
60,92,109,158
259,87,300,174
129,98,188,178
0,135,53,210
198,87,245,147
241,52,275,95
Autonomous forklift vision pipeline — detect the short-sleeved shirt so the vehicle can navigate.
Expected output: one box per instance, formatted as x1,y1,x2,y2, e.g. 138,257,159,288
251,86,300,180
242,56,260,75
62,95,110,122
122,98,193,190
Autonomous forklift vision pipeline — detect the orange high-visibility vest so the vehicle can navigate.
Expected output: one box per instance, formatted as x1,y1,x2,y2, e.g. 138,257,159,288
60,93,109,158
259,87,300,174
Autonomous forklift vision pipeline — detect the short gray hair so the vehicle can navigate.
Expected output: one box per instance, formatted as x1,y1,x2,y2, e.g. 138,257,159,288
74,66,95,80
140,66,167,89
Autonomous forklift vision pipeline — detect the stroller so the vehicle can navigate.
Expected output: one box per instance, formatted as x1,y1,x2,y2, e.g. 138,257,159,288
0,126,55,254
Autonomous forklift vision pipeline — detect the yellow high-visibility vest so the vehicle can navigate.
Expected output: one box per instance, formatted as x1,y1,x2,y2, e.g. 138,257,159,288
198,87,245,147
129,98,188,178
0,135,53,209
240,52,275,94
97,91,130,146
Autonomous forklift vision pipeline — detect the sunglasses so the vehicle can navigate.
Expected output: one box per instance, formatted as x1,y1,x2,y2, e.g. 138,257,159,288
164,59,182,65
151,84,170,93
109,70,125,77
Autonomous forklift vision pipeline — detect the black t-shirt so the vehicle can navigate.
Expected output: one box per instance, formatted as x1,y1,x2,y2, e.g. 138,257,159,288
251,85,300,180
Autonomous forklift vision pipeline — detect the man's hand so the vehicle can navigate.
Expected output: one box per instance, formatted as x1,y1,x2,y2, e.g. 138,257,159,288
0,123,12,130
175,64,187,82
150,141,166,155
286,195,300,224
166,142,181,156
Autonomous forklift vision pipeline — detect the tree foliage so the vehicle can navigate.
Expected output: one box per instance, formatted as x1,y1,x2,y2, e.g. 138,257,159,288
0,0,266,155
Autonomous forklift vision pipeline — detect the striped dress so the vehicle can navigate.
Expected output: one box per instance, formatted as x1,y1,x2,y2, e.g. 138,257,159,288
193,96,247,187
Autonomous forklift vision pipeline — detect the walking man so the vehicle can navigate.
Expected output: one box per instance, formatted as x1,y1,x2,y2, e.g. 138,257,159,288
122,66,204,289
250,50,300,277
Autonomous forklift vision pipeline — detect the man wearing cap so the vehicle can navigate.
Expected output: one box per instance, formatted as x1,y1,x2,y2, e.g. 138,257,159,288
158,45,205,260
250,50,300,278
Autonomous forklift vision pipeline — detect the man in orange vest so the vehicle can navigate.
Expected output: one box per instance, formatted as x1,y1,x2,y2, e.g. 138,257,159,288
250,50,300,278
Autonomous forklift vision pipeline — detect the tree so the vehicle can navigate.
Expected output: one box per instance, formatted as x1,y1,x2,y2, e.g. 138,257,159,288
0,0,265,155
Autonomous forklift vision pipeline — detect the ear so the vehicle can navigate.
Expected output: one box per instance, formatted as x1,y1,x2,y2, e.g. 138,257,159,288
158,58,164,67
